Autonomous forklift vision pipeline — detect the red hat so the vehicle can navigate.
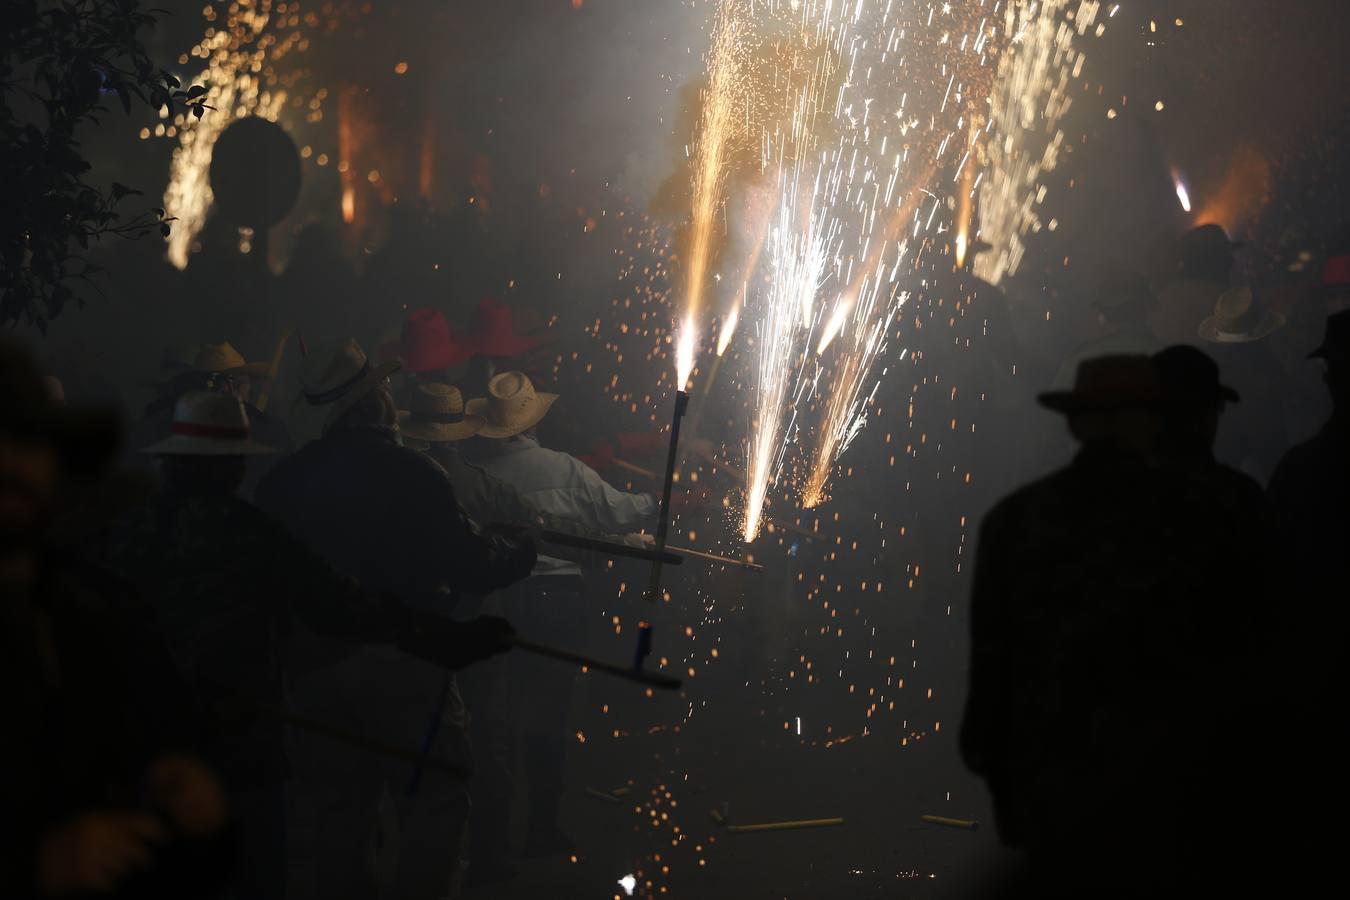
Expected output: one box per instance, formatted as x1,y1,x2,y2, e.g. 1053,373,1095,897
1320,254,1350,290
462,297,542,358
384,308,467,373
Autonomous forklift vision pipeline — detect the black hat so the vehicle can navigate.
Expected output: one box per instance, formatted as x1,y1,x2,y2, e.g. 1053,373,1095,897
1310,309,1350,361
1039,355,1162,414
1152,345,1241,408
0,340,120,475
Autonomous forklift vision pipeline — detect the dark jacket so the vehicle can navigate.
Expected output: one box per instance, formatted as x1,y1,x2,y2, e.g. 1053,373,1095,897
1,558,215,899
255,426,533,607
102,492,411,784
960,444,1264,876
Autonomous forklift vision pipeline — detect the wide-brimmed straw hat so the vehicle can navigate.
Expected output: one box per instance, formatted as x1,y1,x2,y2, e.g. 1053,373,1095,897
398,383,483,443
379,308,468,373
1038,355,1161,414
141,390,275,455
466,371,559,438
191,341,269,377
297,338,402,434
1198,287,1286,344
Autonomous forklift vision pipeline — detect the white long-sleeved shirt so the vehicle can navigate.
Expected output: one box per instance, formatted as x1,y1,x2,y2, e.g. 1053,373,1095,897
472,434,657,575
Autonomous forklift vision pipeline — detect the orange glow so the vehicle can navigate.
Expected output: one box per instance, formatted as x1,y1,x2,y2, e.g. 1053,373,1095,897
1191,146,1272,237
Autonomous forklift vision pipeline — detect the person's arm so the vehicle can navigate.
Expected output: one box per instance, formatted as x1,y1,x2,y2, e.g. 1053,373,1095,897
568,457,658,533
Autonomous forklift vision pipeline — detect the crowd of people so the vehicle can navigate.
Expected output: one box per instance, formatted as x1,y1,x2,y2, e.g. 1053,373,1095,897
3,210,1348,900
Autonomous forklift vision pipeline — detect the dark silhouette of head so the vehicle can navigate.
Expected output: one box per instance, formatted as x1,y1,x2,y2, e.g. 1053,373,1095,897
1039,356,1163,458
1151,345,1241,459
1177,224,1241,284
1311,309,1350,412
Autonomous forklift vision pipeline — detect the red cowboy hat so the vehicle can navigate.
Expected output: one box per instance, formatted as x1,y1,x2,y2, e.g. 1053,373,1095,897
461,297,543,358
381,308,467,373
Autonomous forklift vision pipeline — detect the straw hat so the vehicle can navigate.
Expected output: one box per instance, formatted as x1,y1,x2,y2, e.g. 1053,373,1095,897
1038,355,1161,415
398,383,483,443
1198,287,1286,344
466,371,559,438
297,338,402,434
141,390,275,455
191,341,269,377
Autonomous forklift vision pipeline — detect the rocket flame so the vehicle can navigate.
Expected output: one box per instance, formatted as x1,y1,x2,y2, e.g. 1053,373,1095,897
717,303,740,357
676,321,698,392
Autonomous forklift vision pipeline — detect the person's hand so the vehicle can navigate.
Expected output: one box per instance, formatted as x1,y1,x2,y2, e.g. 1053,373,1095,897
398,611,516,670
622,532,657,549
37,811,165,895
462,615,516,658
148,754,228,838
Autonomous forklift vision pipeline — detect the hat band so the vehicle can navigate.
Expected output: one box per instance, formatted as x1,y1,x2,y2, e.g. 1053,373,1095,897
411,410,465,425
171,421,249,440
305,360,371,405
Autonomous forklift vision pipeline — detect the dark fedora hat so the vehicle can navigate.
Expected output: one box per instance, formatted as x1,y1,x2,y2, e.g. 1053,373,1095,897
1152,345,1240,407
0,340,120,475
1038,355,1162,415
1310,308,1350,361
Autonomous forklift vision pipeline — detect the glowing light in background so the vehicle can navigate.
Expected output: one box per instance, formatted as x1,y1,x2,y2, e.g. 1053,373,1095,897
618,874,637,896
976,0,1098,285
161,0,297,269
716,302,740,356
1172,169,1192,212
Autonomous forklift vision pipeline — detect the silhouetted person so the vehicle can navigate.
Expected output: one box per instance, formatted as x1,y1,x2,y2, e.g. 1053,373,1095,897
961,355,1263,897
461,371,656,878
0,340,229,899
255,340,534,900
1151,224,1241,346
102,391,506,900
1267,310,1350,881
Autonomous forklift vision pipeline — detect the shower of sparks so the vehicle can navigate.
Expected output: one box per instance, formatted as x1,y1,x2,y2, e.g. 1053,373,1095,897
742,160,837,542
975,0,1103,285
160,0,300,269
680,3,748,389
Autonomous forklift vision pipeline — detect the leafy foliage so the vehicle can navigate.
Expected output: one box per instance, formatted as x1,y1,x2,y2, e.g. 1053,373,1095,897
0,0,212,330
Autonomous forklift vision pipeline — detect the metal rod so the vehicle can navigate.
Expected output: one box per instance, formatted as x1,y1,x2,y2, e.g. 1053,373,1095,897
725,817,845,834
510,636,683,691
920,815,979,830
540,529,683,566
644,390,689,602
664,544,765,572
613,458,659,480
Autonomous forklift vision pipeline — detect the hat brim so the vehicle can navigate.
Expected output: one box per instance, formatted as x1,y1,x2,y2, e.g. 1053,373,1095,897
140,435,277,455
291,359,403,438
214,362,272,378
1037,391,1159,414
1197,311,1287,344
466,392,559,438
397,412,484,443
